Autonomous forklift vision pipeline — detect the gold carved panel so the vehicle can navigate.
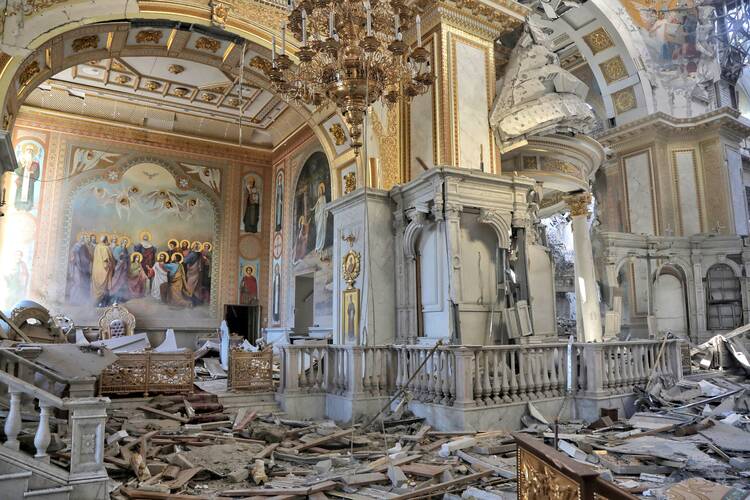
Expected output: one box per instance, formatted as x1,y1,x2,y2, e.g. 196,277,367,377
517,447,581,500
599,56,628,84
612,86,637,114
228,349,274,392
583,27,614,55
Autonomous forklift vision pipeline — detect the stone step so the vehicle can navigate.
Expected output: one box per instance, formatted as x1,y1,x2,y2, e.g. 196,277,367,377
0,470,32,499
23,485,73,500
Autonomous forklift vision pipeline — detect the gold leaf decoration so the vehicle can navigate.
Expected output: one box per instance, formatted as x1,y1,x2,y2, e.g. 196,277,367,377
612,86,637,114
168,64,185,74
135,30,163,44
195,37,221,53
72,35,100,53
582,27,614,55
18,60,41,87
599,56,628,84
329,123,346,146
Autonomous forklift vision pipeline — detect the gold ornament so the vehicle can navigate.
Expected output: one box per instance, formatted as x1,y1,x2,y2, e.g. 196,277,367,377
135,30,163,44
173,87,190,97
168,64,185,75
210,0,230,28
582,27,614,55
72,35,99,53
344,172,356,194
563,192,592,217
115,75,132,85
145,80,162,91
612,86,637,114
599,56,628,84
195,37,221,53
200,92,217,102
342,249,361,289
18,60,41,87
249,56,272,74
329,123,347,146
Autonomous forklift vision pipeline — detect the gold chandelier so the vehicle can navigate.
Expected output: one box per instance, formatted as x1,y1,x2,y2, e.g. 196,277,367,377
266,0,434,154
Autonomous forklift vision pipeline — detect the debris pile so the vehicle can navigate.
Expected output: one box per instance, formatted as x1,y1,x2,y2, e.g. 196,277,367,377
101,400,520,499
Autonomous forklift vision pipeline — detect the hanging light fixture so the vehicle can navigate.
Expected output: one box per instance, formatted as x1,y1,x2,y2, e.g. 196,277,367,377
266,0,434,154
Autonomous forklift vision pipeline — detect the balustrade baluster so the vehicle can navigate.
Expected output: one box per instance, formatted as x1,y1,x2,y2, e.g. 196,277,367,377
546,348,556,396
34,401,52,461
501,350,512,403
491,350,501,404
509,350,520,401
439,351,450,405
635,345,646,385
543,348,554,397
608,347,618,393
474,350,484,406
481,350,491,405
4,388,22,450
529,348,542,399
448,351,456,405
517,350,528,400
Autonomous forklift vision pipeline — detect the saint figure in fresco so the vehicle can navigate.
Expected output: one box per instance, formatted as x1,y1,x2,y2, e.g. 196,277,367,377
240,265,258,304
163,253,193,308
14,142,42,212
294,215,309,262
243,176,261,233
134,231,157,292
68,233,92,304
275,172,283,231
5,251,29,306
200,242,212,304
272,263,280,322
127,252,148,299
108,249,130,304
347,298,356,341
313,182,328,254
149,252,170,301
184,241,204,303
91,235,114,306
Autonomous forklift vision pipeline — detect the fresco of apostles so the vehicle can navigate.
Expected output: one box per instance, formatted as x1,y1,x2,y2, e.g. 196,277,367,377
67,229,213,309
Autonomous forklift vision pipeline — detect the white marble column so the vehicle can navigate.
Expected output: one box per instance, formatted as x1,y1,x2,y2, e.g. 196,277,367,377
565,192,602,342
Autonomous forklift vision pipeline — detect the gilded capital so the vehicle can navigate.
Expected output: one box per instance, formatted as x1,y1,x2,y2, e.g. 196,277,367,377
564,192,592,218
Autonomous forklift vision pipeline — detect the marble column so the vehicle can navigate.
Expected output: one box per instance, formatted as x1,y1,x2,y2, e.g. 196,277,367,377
564,192,602,342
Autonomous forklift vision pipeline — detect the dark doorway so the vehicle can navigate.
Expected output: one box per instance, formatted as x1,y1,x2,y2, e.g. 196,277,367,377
225,304,261,343
294,273,315,335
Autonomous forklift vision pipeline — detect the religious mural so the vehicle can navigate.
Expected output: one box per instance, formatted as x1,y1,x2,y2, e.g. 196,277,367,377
239,258,260,305
64,162,217,322
0,138,45,309
271,260,281,323
621,1,720,84
242,173,262,234
293,152,333,263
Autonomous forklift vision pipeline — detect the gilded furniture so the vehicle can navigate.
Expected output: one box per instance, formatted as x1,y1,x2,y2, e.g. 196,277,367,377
515,433,637,499
227,349,274,392
99,351,194,396
98,303,135,339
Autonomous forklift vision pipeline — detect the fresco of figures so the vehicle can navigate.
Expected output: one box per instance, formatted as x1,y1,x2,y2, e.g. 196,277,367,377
239,258,260,305
0,138,45,310
64,162,217,321
241,173,262,234
293,152,333,264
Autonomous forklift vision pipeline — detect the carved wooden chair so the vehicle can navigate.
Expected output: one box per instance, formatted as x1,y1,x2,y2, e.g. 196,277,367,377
98,303,136,340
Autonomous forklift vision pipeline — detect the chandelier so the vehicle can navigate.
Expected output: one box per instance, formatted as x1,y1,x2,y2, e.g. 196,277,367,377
266,0,434,154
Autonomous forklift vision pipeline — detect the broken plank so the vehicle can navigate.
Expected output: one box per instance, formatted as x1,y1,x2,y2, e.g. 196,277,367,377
121,488,212,500
400,463,450,478
401,424,431,442
368,454,423,473
292,428,354,451
456,450,515,479
254,442,280,459
390,469,494,499
137,405,188,424
163,467,203,490
342,472,388,486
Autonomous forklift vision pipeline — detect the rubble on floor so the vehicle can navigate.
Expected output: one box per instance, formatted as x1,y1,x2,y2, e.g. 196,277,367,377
90,367,750,499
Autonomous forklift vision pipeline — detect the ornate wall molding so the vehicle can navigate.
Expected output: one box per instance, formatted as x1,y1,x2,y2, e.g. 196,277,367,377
478,208,511,249
403,208,428,261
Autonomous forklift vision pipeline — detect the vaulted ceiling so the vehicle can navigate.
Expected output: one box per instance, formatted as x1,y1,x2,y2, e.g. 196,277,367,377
17,22,308,148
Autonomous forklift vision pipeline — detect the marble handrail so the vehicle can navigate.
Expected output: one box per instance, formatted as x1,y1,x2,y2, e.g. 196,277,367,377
278,340,683,407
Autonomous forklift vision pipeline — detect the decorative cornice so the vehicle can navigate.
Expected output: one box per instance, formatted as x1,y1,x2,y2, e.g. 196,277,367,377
597,107,750,147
